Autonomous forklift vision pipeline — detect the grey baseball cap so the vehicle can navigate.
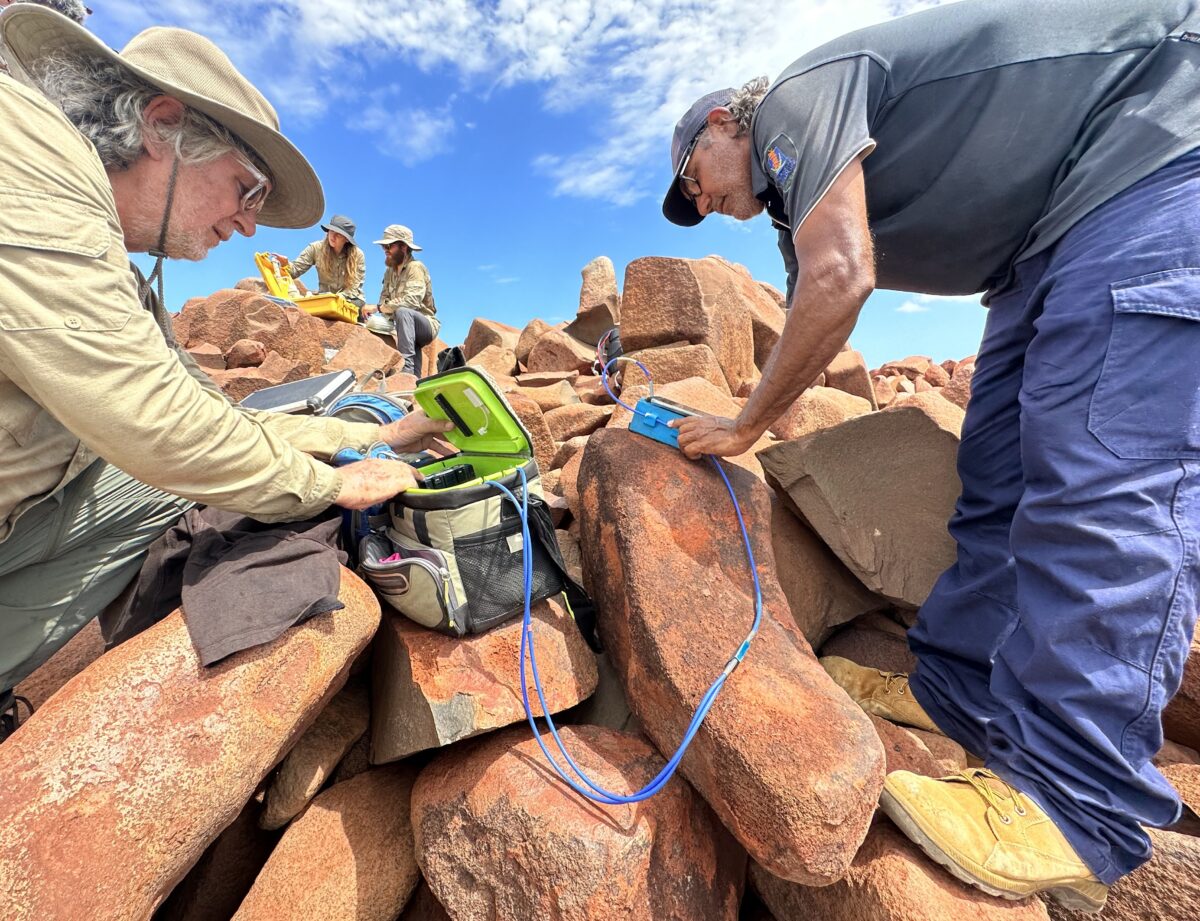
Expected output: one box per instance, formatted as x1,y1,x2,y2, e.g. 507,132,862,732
662,87,734,227
321,214,357,246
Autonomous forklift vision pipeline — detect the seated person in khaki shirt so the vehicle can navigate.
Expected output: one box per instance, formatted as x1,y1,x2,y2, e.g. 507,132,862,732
362,224,440,376
281,213,366,307
0,7,451,738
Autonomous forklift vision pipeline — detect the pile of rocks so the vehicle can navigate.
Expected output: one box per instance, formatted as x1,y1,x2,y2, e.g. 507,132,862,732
171,283,450,401
2,255,1197,921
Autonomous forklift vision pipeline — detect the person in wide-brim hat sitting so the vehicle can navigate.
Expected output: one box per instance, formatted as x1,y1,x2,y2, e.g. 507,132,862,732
0,7,451,741
361,223,440,376
280,213,366,307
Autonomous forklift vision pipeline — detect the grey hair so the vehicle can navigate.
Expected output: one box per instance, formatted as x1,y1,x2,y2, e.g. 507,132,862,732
729,75,769,135
27,50,269,176
14,0,89,25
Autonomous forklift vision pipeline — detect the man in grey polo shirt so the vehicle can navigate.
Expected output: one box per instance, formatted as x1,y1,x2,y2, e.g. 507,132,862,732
667,0,1200,910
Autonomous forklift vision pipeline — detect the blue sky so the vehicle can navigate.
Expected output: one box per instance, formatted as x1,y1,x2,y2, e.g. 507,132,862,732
94,0,986,370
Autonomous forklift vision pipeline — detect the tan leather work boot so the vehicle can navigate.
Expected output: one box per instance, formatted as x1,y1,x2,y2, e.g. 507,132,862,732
820,655,944,735
880,768,1109,913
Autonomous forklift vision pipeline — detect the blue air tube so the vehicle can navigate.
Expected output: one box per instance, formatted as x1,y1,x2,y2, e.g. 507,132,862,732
486,352,763,804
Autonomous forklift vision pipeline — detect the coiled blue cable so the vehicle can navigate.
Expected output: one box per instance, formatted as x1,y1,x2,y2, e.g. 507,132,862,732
486,352,763,803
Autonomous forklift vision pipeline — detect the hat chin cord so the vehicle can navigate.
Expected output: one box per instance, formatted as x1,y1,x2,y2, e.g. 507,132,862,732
139,155,180,337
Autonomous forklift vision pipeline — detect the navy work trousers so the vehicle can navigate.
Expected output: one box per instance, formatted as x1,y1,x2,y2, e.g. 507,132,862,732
908,149,1200,884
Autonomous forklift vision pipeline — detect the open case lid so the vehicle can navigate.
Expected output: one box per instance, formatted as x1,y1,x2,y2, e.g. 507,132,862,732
254,252,295,300
414,367,532,457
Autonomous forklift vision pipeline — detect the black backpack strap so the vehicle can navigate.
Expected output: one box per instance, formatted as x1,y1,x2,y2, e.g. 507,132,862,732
524,495,602,652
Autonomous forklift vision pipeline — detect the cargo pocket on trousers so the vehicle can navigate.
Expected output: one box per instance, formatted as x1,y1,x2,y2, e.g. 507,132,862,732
1088,268,1200,460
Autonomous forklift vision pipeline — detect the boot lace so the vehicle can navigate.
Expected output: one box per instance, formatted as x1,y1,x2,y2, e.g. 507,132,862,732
881,671,911,698
963,768,1027,824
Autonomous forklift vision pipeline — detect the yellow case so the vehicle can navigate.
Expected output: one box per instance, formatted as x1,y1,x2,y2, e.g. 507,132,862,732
294,293,359,323
253,252,358,324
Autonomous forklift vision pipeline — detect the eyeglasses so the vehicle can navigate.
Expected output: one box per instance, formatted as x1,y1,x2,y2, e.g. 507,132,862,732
233,151,272,214
677,127,707,205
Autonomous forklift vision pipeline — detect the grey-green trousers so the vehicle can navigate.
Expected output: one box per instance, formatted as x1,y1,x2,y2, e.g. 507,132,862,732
0,461,192,692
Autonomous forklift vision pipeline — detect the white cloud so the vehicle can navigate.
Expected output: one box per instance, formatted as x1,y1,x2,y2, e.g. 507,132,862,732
352,99,456,165
911,292,984,306
896,301,931,314
100,1,956,203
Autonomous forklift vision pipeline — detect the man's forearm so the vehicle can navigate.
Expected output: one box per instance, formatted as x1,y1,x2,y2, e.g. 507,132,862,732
736,269,871,441
737,154,875,441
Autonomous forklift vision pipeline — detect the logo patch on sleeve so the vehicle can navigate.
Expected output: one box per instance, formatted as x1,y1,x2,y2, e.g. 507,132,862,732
764,133,798,193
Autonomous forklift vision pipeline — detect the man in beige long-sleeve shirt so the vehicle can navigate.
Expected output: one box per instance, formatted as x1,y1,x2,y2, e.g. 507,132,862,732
0,7,449,736
364,224,440,375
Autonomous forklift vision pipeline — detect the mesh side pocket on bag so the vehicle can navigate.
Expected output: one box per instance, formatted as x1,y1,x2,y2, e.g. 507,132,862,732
452,521,563,632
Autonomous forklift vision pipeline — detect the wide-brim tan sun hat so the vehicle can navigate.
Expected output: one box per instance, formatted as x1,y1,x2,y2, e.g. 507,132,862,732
373,224,422,251
0,6,323,229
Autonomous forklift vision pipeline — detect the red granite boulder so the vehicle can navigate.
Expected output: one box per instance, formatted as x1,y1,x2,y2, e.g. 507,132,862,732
625,343,731,394
751,821,1050,921
420,336,449,378
205,351,306,402
398,883,451,920
370,598,597,764
574,375,615,405
621,256,770,394
174,289,326,374
325,326,401,378
505,390,557,473
1047,828,1199,921
516,318,554,367
186,342,226,371
517,369,580,387
0,569,380,921
578,427,885,884
233,765,420,921
870,715,969,776
924,362,952,387
760,392,964,608
550,435,589,471
468,343,519,380
259,680,370,830
463,317,521,359
942,355,976,410
526,327,596,374
1156,739,1200,767
609,376,773,479
879,355,933,380
1165,636,1200,751
819,611,920,676
544,402,613,441
824,348,878,408
411,725,746,921
874,375,900,408
769,386,874,441
770,493,885,648
1160,761,1200,817
224,338,267,369
565,255,621,346
384,371,419,394
511,380,579,412
157,798,279,921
